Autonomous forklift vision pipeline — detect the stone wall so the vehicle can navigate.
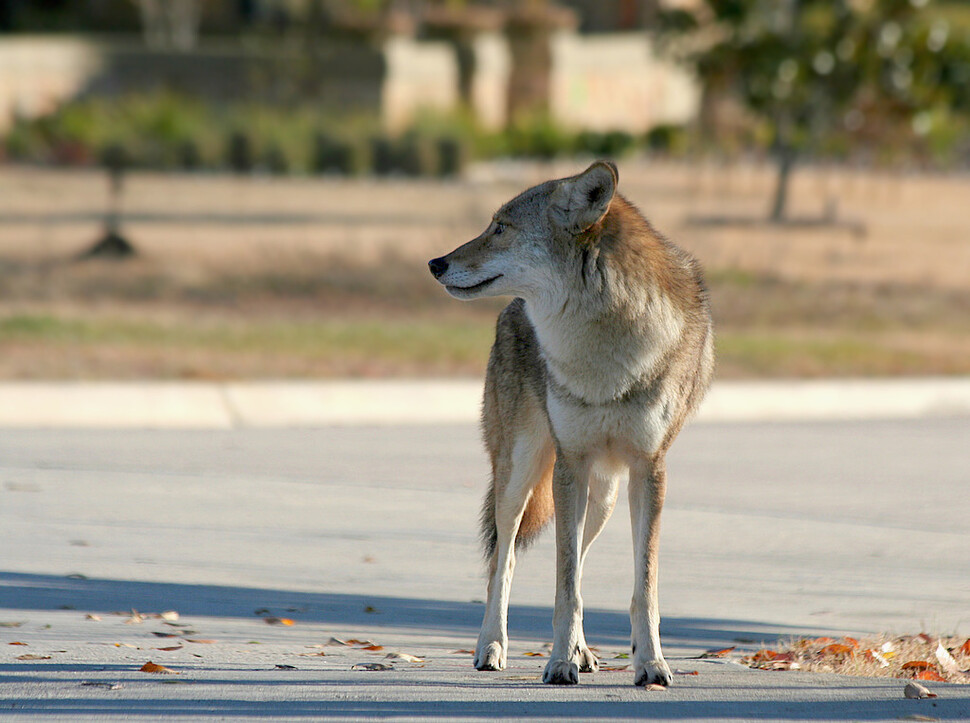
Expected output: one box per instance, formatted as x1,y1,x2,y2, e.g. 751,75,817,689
550,31,698,131
0,36,103,128
0,31,697,134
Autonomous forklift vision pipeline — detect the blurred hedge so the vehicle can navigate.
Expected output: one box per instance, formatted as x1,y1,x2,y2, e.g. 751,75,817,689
3,92,685,176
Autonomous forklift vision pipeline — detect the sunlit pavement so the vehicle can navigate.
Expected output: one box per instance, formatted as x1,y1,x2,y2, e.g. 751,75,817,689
1,418,968,720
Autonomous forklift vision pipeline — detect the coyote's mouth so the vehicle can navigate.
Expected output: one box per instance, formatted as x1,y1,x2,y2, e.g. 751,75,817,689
446,274,503,295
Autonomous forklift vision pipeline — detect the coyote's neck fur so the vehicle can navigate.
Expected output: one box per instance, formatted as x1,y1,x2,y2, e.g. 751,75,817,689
524,195,689,405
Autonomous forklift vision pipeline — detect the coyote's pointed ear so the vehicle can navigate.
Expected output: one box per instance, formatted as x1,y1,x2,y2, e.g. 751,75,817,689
550,160,618,235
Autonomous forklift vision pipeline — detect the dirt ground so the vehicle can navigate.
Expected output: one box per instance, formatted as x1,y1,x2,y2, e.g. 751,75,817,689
0,160,968,379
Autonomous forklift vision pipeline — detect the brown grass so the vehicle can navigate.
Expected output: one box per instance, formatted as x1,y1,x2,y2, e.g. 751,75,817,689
0,162,968,379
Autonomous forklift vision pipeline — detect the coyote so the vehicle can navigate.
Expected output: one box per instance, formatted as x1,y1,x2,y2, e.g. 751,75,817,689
428,162,714,686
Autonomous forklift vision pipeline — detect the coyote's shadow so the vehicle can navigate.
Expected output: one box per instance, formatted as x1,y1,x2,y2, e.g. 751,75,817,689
0,570,810,648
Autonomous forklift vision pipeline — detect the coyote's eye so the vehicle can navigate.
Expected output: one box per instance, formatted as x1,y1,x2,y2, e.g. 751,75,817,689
492,222,505,236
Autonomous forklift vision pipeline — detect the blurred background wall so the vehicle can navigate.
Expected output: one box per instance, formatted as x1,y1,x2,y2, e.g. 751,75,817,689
0,1,696,134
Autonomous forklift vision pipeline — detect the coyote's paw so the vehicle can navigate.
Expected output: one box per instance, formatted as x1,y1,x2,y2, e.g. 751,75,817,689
634,657,672,688
576,644,599,673
474,641,506,671
542,658,579,685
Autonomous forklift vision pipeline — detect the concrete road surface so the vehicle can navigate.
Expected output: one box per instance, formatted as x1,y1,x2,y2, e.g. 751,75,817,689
1,419,968,720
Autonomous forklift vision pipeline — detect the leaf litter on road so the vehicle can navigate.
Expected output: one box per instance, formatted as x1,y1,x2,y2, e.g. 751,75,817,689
741,634,969,684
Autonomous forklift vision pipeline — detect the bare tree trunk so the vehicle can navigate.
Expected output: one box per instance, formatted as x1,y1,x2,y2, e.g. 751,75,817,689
170,0,202,52
770,145,796,222
131,0,202,51
134,0,166,49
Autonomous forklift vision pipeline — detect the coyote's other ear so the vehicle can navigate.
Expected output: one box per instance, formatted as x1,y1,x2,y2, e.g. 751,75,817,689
550,160,618,235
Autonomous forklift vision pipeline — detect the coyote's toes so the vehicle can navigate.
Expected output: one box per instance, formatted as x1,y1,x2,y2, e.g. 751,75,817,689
634,658,672,687
543,659,580,685
474,641,506,671
576,645,599,673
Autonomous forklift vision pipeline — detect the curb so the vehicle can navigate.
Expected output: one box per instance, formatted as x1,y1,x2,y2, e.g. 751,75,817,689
2,377,969,429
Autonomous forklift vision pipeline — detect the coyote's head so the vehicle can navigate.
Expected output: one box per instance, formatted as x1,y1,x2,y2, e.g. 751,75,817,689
428,161,618,301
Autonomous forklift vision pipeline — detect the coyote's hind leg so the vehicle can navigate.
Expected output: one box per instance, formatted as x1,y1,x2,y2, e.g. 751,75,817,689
476,423,554,671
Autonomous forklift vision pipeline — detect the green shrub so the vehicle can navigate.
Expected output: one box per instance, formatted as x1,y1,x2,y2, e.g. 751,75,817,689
262,143,289,175
226,131,254,173
506,114,575,159
313,132,369,175
436,136,468,176
178,140,202,170
575,129,637,158
398,132,439,176
370,135,397,175
644,124,690,155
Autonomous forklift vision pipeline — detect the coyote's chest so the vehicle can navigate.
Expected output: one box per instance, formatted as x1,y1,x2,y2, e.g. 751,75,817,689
525,293,683,405
525,293,684,454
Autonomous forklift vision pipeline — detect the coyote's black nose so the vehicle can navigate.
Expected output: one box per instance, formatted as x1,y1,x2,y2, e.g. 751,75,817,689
428,257,449,279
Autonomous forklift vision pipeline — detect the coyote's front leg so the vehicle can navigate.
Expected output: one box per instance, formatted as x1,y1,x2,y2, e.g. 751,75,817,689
542,453,590,685
628,456,672,687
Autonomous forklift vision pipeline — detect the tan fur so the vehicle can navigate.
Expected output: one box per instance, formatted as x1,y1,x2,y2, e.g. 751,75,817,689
429,161,714,686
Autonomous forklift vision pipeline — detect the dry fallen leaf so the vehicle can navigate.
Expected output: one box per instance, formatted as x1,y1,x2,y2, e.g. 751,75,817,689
326,637,349,646
183,639,217,645
904,681,937,699
866,649,891,668
263,617,294,626
901,661,934,671
643,683,667,691
451,649,475,655
275,664,297,670
915,670,947,682
0,622,25,628
346,639,379,647
159,611,179,622
934,643,960,676
960,639,970,657
523,651,546,657
85,614,102,622
16,654,51,661
9,642,27,646
359,644,384,652
139,661,176,674
698,646,735,659
600,665,630,672
351,662,393,671
155,646,183,652
384,652,424,663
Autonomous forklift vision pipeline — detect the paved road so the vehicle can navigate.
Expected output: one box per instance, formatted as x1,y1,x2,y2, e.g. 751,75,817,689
1,420,968,720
